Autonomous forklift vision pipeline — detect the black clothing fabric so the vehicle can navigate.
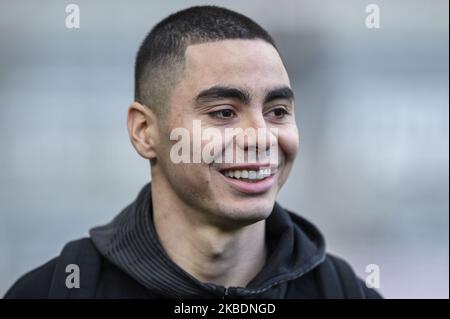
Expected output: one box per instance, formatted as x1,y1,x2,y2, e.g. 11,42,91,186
5,183,382,299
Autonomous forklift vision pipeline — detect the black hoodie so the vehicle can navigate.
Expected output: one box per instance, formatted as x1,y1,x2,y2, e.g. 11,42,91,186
4,183,381,299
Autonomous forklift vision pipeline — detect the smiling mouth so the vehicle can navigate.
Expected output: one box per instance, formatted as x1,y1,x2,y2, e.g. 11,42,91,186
219,167,272,183
217,165,275,194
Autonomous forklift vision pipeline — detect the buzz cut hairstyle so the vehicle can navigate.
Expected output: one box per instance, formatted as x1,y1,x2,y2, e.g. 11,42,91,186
134,5,277,117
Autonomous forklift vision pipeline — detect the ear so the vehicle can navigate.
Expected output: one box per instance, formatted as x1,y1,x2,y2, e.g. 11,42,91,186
127,102,159,159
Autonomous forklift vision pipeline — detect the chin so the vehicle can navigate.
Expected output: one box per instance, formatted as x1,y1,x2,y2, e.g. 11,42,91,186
214,197,275,226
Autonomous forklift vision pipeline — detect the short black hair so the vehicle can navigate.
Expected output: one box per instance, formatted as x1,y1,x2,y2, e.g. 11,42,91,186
134,5,277,117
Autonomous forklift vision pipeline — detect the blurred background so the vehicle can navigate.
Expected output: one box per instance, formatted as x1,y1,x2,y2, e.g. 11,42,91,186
0,0,448,298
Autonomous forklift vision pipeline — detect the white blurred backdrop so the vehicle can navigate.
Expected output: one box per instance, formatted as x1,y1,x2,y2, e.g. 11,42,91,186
0,0,448,298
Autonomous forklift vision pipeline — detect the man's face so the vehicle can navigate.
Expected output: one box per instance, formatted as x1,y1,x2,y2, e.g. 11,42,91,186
155,39,299,227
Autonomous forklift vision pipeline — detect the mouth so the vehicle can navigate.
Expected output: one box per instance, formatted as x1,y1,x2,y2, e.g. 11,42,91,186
217,164,276,195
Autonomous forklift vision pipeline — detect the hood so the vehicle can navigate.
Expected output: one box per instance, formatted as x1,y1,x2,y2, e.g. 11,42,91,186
89,183,326,298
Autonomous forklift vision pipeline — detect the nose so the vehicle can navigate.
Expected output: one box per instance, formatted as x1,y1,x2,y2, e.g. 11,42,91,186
235,112,276,156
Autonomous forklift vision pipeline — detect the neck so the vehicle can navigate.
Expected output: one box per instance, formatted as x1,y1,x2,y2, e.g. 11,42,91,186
151,172,267,288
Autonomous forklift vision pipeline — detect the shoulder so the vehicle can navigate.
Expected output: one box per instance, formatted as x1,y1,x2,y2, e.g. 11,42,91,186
4,257,58,299
321,254,383,299
4,238,100,299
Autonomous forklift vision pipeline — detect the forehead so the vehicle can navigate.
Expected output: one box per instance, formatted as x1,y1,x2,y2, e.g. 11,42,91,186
181,39,290,93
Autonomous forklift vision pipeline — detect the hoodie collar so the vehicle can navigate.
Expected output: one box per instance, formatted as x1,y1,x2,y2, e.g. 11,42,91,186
90,183,326,298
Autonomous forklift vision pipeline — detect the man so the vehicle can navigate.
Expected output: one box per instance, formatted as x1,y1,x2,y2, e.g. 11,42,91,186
5,6,381,299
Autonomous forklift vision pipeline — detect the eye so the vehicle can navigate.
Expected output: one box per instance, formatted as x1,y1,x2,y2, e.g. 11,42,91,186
209,109,237,120
267,107,290,119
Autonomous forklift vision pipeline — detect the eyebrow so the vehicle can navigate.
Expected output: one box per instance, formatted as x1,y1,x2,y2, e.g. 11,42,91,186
196,86,251,104
195,85,294,105
263,86,294,104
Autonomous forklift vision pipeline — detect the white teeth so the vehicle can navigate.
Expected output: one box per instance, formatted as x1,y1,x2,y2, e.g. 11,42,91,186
223,168,271,180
